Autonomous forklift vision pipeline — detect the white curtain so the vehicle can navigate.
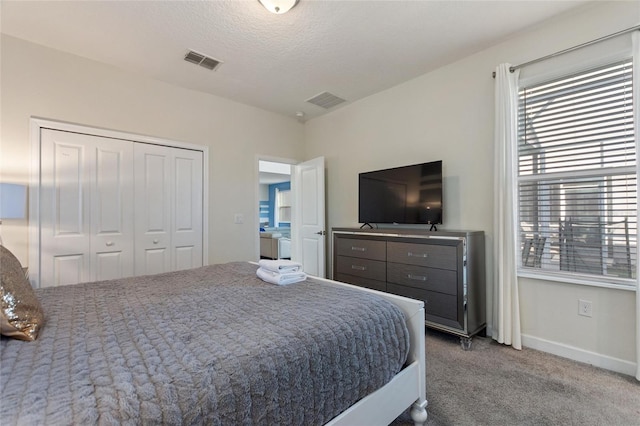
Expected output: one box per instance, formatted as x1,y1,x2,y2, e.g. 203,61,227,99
492,63,522,350
633,32,640,381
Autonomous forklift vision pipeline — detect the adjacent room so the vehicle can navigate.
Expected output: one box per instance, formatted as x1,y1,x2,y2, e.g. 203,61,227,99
258,159,293,260
1,0,639,424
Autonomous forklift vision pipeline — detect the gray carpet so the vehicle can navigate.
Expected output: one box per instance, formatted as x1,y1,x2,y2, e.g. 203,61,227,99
393,330,640,426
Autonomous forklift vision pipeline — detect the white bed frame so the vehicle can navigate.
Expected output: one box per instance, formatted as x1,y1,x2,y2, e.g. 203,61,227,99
316,276,428,426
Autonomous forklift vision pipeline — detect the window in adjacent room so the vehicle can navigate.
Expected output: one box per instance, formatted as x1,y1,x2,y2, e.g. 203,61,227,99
517,59,636,287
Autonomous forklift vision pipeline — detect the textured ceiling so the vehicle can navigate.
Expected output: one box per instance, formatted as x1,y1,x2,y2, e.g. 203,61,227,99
1,0,592,121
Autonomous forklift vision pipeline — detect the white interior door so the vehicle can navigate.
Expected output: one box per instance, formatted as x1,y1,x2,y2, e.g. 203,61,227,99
40,129,134,287
292,157,326,277
90,139,135,282
134,143,172,275
134,144,203,275
172,149,204,271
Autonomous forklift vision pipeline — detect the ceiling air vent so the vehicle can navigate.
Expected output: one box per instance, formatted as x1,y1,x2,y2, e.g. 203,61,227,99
306,92,346,109
184,50,222,71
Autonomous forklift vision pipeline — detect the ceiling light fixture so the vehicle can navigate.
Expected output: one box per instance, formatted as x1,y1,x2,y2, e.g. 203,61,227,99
258,0,299,14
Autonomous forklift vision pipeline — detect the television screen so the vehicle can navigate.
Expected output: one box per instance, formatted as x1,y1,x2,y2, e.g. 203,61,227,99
358,160,442,225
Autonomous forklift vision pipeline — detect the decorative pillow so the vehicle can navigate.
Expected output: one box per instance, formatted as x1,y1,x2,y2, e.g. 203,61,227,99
1,245,45,341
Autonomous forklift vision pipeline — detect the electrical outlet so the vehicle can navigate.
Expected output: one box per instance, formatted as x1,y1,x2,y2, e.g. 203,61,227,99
234,213,244,224
578,299,593,317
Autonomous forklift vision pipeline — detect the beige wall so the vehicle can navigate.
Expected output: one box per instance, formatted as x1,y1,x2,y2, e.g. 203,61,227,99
0,34,304,266
304,1,639,372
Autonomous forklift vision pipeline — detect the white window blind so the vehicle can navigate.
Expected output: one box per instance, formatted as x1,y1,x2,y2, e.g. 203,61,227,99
518,59,636,285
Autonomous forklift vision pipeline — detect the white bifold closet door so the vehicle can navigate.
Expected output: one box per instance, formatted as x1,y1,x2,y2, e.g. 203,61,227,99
40,129,135,287
39,129,204,288
134,143,203,275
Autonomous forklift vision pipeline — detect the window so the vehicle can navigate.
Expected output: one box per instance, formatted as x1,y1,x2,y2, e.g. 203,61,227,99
518,60,636,286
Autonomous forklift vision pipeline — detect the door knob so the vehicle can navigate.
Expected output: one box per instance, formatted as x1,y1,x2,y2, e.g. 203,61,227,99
153,239,159,244
105,241,114,247
315,230,326,236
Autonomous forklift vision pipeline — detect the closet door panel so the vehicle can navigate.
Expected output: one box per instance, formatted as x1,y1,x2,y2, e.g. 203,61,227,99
95,252,124,282
173,150,203,270
145,154,169,231
175,246,195,270
134,144,172,275
144,248,169,274
175,157,194,231
53,255,85,287
91,141,134,282
41,130,91,287
54,144,85,235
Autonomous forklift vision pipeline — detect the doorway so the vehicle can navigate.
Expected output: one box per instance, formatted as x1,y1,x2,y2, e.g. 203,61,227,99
258,160,293,261
256,157,326,277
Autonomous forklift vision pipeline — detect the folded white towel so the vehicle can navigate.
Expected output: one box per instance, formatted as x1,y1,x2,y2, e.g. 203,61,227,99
256,267,307,285
258,259,303,273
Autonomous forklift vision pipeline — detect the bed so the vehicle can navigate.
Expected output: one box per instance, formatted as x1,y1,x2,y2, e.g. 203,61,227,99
1,260,427,425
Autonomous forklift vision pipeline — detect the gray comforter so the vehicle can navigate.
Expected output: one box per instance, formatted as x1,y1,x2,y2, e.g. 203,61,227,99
1,262,409,425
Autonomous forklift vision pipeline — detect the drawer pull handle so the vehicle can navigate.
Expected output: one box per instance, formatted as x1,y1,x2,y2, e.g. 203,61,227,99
408,252,428,258
351,265,367,271
351,246,366,252
408,274,427,281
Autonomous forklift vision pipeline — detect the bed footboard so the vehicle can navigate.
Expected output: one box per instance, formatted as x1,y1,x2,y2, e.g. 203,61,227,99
313,275,428,426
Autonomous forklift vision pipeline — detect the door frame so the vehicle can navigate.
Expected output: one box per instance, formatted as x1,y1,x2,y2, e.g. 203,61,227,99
255,155,326,277
29,117,209,288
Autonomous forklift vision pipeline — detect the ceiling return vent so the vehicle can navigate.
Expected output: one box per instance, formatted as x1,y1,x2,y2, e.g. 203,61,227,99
306,92,346,109
184,50,223,71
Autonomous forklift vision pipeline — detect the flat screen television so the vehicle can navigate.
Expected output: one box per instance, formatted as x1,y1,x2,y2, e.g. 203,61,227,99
358,160,442,225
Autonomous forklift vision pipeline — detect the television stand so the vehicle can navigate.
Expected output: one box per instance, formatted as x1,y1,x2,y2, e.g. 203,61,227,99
359,223,374,229
429,224,437,232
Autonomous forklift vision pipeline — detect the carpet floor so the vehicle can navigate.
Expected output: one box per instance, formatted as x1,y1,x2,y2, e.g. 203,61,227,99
393,329,640,426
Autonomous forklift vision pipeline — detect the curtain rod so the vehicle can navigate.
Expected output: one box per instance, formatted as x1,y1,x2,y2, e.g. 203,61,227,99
492,25,640,78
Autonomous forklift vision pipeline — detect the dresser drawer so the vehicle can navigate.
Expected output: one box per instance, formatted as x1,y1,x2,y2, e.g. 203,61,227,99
387,263,457,295
387,283,458,322
387,241,457,270
336,255,386,281
335,237,386,261
335,273,387,292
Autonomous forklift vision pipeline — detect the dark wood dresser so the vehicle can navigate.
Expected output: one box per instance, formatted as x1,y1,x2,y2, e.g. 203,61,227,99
332,227,486,348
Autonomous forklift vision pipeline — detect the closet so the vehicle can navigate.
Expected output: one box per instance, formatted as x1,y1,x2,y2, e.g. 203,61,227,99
36,126,205,288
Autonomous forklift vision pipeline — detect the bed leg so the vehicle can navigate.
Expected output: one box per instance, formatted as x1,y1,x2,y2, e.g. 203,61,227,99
410,399,428,426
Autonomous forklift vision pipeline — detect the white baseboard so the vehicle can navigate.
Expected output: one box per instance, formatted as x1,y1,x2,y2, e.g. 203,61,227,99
521,334,637,377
